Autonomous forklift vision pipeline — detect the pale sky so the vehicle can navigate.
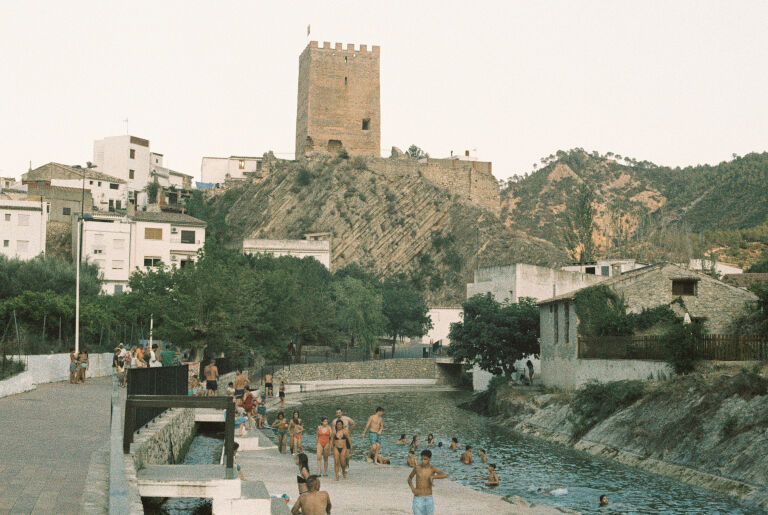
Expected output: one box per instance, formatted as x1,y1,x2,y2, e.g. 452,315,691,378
2,1,767,182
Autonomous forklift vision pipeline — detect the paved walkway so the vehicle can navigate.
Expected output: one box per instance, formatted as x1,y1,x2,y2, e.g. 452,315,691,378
0,376,112,514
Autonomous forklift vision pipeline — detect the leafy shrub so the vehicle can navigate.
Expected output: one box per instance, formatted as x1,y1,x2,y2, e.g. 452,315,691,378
297,167,312,186
384,191,396,202
351,156,367,171
0,359,25,380
338,149,349,160
662,322,703,374
569,380,645,439
721,415,739,439
728,366,768,399
573,285,633,337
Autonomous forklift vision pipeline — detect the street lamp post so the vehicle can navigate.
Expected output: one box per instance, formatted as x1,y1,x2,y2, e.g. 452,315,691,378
74,163,96,354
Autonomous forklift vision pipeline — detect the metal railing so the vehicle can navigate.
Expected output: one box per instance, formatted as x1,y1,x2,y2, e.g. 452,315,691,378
126,365,188,429
578,334,768,361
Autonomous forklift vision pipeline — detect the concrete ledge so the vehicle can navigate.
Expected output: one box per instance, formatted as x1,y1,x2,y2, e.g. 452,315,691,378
297,378,436,392
212,480,272,514
137,464,240,498
196,407,226,422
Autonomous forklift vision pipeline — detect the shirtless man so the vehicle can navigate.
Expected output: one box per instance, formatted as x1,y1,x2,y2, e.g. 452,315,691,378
204,360,219,396
233,369,250,397
291,475,331,515
406,450,417,467
361,407,384,462
483,463,499,486
407,450,447,515
460,445,473,464
478,449,488,463
331,408,355,432
265,372,273,397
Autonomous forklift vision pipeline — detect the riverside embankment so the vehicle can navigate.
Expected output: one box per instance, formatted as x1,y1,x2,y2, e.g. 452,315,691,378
486,362,768,511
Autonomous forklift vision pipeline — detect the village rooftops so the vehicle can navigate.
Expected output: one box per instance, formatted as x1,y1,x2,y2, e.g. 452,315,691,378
130,211,206,227
23,162,126,184
536,262,729,305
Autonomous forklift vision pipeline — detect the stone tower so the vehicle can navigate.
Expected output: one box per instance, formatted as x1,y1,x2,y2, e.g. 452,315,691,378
295,41,381,158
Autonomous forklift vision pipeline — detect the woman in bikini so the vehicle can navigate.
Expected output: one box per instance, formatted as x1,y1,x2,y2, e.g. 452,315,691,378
332,419,352,481
289,411,301,455
316,417,332,476
295,453,311,497
77,350,89,384
409,435,419,451
272,412,289,453
426,433,435,446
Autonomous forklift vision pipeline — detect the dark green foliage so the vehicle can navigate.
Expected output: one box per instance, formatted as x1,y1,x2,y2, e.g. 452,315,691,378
746,256,768,273
448,294,539,378
569,380,645,439
145,181,160,204
573,285,633,337
350,156,367,171
728,366,768,400
381,277,432,347
662,322,704,374
405,145,429,160
721,415,739,439
562,183,596,263
297,167,312,186
0,359,25,380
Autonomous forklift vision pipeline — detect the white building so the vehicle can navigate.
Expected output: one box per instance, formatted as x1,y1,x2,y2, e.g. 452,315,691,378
466,263,607,390
201,156,263,185
93,135,164,197
687,259,743,276
561,259,646,277
78,211,206,294
421,307,462,345
242,237,330,269
22,162,128,212
0,194,48,260
1,177,19,190
150,165,194,190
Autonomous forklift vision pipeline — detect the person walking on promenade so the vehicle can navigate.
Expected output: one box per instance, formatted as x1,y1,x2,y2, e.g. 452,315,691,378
291,475,331,515
69,349,78,384
149,344,161,367
265,372,273,397
361,407,384,462
331,408,355,432
204,360,219,396
279,381,286,408
332,420,352,481
296,453,311,497
243,389,255,429
273,412,290,453
234,369,250,397
112,347,122,383
76,349,89,384
316,417,332,476
256,393,267,428
408,449,447,515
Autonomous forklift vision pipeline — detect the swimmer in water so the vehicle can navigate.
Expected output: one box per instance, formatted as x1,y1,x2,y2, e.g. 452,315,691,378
449,437,459,450
396,434,407,445
426,433,434,446
460,445,473,464
406,449,417,467
482,463,499,486
478,449,488,463
599,494,609,506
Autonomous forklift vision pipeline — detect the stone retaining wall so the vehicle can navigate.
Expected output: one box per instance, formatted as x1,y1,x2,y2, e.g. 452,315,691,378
274,358,456,384
130,408,196,471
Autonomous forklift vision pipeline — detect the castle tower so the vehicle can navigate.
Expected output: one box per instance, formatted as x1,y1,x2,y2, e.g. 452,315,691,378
295,41,381,158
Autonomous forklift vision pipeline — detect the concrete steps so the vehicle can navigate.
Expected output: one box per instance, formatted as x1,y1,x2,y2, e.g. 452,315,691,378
235,428,277,451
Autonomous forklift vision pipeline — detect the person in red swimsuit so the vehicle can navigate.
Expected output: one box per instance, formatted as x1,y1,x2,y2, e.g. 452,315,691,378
316,417,332,476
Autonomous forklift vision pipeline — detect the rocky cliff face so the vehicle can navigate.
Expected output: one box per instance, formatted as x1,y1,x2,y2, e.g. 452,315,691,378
198,155,567,304
490,363,768,509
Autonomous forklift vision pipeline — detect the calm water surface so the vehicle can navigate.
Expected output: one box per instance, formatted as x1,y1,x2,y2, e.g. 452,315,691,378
267,390,763,515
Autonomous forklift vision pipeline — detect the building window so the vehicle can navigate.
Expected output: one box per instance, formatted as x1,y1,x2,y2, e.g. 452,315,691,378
564,302,570,344
114,239,125,249
17,240,28,253
180,230,195,244
89,180,93,185
110,183,119,190
62,207,71,216
362,118,370,130
585,266,596,274
130,149,136,159
116,200,122,210
553,303,559,344
18,214,29,227
144,257,162,267
109,200,114,211
4,214,9,222
344,76,348,85
238,160,245,170
601,265,610,276
112,260,124,269
144,228,163,240
114,285,123,295
93,249,103,254
344,56,347,63
98,181,102,187
129,170,135,179
256,160,263,171
3,240,8,247
672,279,697,296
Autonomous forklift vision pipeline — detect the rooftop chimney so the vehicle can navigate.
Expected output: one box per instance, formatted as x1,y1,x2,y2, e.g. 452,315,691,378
465,150,470,157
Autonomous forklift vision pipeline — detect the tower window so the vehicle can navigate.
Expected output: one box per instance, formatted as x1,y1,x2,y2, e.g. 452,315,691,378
129,149,136,159
238,160,245,170
344,76,348,85
344,56,348,63
362,118,370,130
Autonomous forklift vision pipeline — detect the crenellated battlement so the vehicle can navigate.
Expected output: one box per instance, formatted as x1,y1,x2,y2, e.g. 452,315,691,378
307,40,380,54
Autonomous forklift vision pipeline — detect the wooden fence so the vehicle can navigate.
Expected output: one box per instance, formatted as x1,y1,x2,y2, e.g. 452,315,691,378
578,334,768,361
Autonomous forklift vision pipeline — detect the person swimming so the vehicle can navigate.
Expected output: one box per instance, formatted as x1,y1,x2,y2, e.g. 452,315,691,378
449,437,459,450
484,463,499,486
478,449,488,462
396,434,407,445
599,494,609,506
426,433,434,446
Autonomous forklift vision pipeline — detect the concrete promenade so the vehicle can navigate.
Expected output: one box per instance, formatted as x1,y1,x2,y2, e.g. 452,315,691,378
0,376,112,514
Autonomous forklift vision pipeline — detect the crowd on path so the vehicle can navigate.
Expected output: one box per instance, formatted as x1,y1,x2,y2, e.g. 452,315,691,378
109,342,185,387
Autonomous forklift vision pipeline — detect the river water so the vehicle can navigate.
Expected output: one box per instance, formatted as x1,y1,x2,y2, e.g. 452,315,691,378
268,390,762,514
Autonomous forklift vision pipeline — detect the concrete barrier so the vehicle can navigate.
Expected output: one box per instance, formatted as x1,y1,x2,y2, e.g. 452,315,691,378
0,352,114,398
297,378,437,392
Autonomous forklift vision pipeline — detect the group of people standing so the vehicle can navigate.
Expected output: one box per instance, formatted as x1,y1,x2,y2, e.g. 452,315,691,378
68,348,89,384
111,342,183,387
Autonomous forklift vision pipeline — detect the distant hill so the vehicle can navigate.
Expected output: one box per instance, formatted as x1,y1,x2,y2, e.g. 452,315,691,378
500,150,768,267
190,155,567,304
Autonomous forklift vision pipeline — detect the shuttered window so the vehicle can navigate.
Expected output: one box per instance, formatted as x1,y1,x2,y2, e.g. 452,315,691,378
144,228,162,240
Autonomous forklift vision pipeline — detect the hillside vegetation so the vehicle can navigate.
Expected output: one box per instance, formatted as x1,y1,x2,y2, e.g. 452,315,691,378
190,155,567,304
501,150,768,266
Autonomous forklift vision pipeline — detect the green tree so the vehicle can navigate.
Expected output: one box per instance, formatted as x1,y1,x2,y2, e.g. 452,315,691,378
333,276,385,356
381,278,432,356
145,180,160,204
405,145,429,160
448,294,539,378
562,183,596,263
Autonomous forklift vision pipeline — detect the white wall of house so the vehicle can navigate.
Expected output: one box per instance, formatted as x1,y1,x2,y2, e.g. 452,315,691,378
688,259,743,276
94,135,152,193
0,198,48,260
561,259,645,277
201,156,262,184
421,308,461,345
242,238,330,269
81,219,131,294
52,178,127,211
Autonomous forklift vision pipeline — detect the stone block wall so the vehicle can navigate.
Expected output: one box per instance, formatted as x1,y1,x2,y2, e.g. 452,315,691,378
130,408,195,470
274,358,451,383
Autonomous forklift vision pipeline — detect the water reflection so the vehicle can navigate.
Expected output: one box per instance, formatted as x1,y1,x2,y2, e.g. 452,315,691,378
266,390,761,515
